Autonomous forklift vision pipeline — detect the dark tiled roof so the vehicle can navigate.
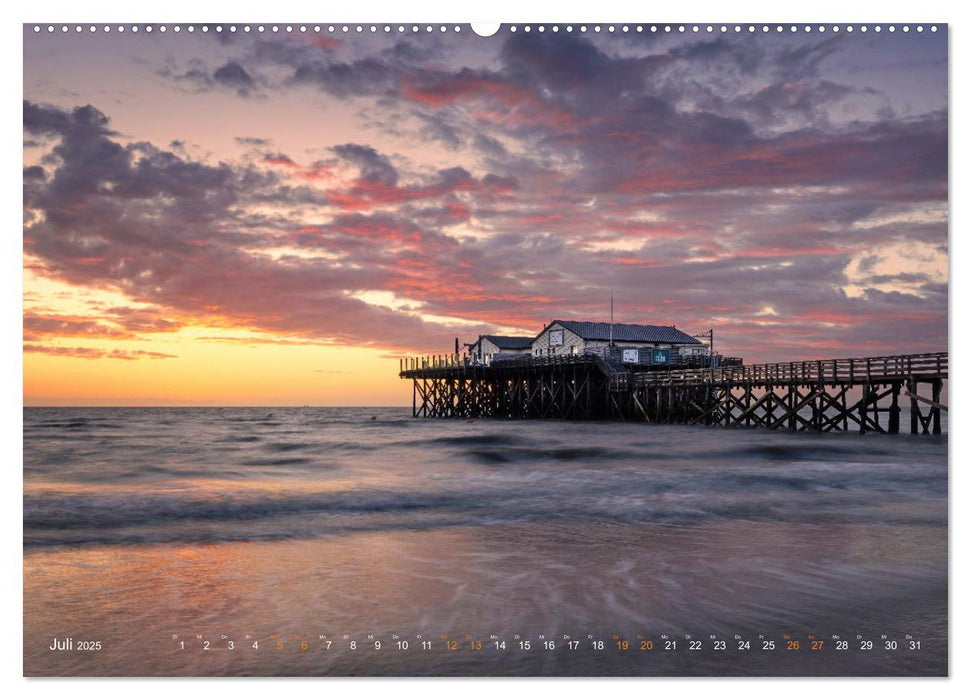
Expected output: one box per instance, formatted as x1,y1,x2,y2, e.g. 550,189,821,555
554,320,702,345
483,335,534,350
490,352,532,364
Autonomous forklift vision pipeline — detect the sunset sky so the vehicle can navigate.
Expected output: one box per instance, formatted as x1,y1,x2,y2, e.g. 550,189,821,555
22,24,948,405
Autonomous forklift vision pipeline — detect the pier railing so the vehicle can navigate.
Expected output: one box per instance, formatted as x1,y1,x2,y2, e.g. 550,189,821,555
634,351,947,386
399,352,592,375
400,352,466,372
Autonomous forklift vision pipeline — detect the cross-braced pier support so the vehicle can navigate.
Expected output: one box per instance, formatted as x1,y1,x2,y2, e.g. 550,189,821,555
410,357,612,420
401,352,947,435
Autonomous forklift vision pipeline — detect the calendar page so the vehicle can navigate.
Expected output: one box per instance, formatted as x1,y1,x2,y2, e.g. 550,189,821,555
22,20,948,678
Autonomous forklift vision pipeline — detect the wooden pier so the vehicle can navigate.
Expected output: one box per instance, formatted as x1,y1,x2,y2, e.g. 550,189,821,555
399,351,947,435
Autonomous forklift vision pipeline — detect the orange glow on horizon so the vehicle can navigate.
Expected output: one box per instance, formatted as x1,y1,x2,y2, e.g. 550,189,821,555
24,339,412,407
23,267,414,406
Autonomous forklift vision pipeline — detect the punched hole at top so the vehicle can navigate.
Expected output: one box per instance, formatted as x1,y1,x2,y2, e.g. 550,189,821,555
470,23,500,37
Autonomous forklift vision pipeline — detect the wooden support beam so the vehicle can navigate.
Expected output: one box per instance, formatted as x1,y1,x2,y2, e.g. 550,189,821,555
633,390,651,422
610,393,625,421
889,382,900,434
909,377,919,434
904,390,948,411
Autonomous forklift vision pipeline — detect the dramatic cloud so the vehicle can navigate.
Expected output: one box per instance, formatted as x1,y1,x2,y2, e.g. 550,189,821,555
23,344,177,360
23,28,948,367
159,60,262,98
235,136,272,146
212,61,256,96
24,313,134,341
331,143,399,186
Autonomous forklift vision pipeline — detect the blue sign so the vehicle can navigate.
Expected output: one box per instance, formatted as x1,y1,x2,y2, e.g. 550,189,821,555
652,349,669,365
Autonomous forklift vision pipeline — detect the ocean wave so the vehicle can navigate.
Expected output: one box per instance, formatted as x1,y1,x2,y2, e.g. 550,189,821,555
697,442,896,462
262,441,311,453
23,480,947,549
465,445,636,464
25,420,125,431
23,406,948,550
419,433,525,447
23,490,467,530
216,435,262,443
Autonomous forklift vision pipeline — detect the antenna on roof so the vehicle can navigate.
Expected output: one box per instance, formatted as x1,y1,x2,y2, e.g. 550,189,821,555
609,291,614,346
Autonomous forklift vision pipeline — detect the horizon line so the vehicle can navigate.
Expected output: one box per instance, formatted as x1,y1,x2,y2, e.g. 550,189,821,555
22,404,413,409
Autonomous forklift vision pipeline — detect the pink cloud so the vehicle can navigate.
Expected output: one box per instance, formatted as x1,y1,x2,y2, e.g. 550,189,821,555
24,344,177,360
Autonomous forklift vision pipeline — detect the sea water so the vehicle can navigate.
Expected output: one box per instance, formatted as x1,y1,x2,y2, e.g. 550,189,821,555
23,407,947,676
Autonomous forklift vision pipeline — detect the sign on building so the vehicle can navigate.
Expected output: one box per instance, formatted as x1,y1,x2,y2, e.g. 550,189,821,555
622,348,639,363
652,349,670,365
